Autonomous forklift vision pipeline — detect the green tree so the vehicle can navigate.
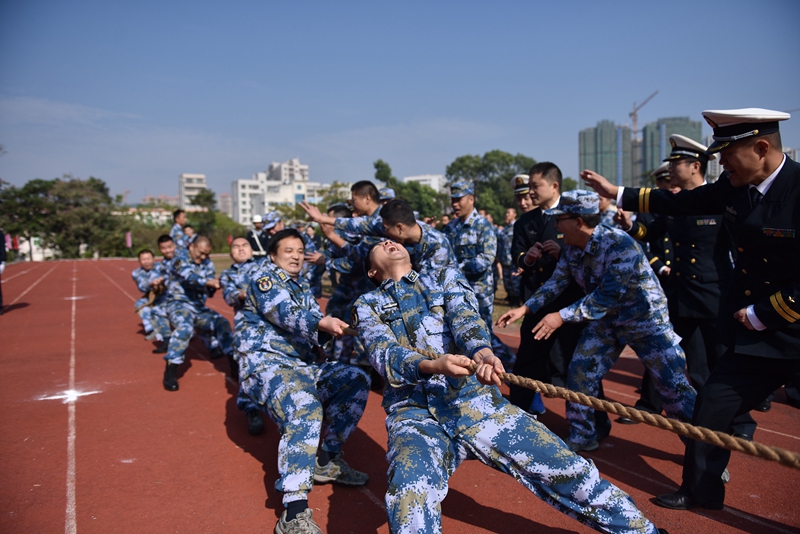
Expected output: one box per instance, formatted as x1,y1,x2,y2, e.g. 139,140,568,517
445,150,536,222
189,188,217,235
318,181,352,210
0,178,57,258
562,177,579,192
373,159,448,218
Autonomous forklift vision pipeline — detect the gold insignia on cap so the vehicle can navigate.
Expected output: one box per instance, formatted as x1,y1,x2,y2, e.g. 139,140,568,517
516,176,525,185
257,276,272,292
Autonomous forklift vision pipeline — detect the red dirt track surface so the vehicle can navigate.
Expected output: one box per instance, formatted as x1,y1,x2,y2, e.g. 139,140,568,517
2,259,799,533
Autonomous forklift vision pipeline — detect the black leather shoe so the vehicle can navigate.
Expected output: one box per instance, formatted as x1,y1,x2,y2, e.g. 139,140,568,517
163,363,179,391
210,346,224,359
755,400,771,412
658,529,670,534
654,492,723,510
246,410,264,435
152,342,169,354
227,354,239,382
616,416,639,425
733,432,752,441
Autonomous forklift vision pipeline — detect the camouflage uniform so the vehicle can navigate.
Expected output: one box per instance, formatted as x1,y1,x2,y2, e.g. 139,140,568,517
353,266,658,534
163,248,234,365
405,221,456,272
132,266,156,334
497,222,521,303
238,263,370,505
220,257,266,414
147,257,176,339
442,208,514,365
170,222,188,250
525,224,696,446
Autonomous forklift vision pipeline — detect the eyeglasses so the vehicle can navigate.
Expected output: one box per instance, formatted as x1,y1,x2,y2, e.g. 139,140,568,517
555,215,579,223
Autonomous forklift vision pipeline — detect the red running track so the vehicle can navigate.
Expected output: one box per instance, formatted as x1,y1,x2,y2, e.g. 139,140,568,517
1,260,799,533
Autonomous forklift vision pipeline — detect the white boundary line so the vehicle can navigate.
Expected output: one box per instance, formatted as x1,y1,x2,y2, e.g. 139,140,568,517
94,264,136,302
1,262,43,283
7,263,59,307
65,263,77,534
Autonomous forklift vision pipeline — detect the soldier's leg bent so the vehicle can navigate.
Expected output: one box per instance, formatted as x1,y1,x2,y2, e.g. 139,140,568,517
565,325,620,445
200,308,234,355
459,403,658,533
165,304,197,365
316,362,370,454
629,332,696,423
135,298,154,333
242,360,322,505
385,412,461,534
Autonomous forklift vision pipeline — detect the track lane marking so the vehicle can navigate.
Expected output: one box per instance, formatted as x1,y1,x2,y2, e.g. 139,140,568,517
65,263,77,534
6,263,59,308
1,262,44,283
94,264,136,302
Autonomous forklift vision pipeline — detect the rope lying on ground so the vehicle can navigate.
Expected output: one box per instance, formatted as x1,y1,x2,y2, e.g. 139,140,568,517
341,327,800,470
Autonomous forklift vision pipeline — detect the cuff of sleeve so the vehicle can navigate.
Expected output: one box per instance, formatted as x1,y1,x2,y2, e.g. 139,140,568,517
469,345,492,359
616,187,625,208
746,305,767,331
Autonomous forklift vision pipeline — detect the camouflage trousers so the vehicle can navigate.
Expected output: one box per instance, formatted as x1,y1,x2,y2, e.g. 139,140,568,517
241,357,370,504
385,403,657,534
135,299,170,341
566,322,697,445
164,302,233,365
473,281,516,367
231,330,258,413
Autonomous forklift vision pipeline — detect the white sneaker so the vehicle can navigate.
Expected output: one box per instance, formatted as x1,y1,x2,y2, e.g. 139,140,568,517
275,508,322,534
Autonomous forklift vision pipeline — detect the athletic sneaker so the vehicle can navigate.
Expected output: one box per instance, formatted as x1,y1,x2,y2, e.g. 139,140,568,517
529,393,546,415
314,452,368,485
566,439,599,453
275,508,321,534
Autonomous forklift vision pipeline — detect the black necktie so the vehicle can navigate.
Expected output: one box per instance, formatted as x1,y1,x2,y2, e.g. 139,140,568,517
749,187,762,210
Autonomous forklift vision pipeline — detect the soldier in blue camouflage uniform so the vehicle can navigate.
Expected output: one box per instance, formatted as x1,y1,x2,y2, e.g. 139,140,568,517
379,199,456,271
170,209,188,250
262,211,325,299
497,206,521,307
132,249,167,340
162,235,234,391
148,235,179,353
354,240,664,534
441,182,515,366
498,191,696,452
220,237,267,435
237,229,370,534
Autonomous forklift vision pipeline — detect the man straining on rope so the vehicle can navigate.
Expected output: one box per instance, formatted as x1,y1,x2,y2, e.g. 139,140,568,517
497,190,696,453
353,239,668,534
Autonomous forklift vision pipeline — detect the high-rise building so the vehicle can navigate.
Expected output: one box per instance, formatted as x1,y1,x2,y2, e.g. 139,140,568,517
178,173,207,211
218,192,232,218
641,117,702,177
403,174,446,194
579,120,633,187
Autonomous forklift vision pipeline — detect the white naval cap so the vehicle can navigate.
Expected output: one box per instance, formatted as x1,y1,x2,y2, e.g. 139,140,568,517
650,162,670,180
252,214,263,223
664,134,717,163
703,108,790,154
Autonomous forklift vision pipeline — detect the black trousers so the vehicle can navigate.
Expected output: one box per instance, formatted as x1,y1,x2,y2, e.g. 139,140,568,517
680,352,800,505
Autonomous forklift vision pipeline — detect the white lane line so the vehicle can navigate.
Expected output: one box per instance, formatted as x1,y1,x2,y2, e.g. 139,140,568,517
6,263,59,308
65,263,77,534
1,263,43,283
758,427,800,442
94,264,136,302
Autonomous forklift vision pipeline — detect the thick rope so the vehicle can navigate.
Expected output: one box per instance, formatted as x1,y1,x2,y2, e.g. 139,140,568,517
341,328,800,470
134,285,164,313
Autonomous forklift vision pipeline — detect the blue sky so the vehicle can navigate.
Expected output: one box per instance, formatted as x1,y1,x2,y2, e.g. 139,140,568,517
1,0,798,203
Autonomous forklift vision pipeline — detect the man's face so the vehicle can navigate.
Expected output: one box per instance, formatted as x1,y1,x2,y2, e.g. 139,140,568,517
515,193,533,213
254,222,263,231
175,212,187,226
184,227,195,237
138,252,155,271
268,220,285,236
450,195,474,219
504,208,516,225
382,223,406,244
528,174,558,207
440,215,450,226
158,240,176,260
230,238,253,264
368,240,411,281
598,196,611,212
189,241,212,265
270,236,304,279
668,158,698,189
351,193,371,216
718,141,762,187
554,214,581,246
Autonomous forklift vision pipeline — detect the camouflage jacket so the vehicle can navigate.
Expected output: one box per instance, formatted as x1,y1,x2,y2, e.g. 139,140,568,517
165,248,216,308
131,266,152,295
442,209,497,283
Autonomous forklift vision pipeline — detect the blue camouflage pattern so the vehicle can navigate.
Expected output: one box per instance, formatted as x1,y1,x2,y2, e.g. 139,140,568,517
406,222,456,272
353,265,658,534
497,223,521,301
132,266,170,340
525,224,696,445
170,223,188,250
238,262,369,504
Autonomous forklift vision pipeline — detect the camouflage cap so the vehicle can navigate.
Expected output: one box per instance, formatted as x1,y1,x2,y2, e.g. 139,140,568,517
379,188,395,201
545,190,599,216
450,181,475,198
263,211,282,230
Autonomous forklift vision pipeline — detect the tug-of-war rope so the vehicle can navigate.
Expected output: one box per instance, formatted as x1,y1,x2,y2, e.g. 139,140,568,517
342,327,800,471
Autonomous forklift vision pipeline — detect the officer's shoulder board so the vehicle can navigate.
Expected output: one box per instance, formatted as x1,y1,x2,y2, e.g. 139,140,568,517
257,275,273,292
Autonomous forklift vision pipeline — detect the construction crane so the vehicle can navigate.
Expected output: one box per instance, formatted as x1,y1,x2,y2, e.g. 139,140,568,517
630,90,659,141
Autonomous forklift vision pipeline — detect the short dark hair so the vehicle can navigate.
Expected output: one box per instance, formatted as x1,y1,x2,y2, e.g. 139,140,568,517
192,235,211,248
328,205,351,218
351,181,380,203
680,156,708,178
157,235,174,245
268,228,304,256
529,162,563,190
183,224,194,231
380,199,416,227
138,249,154,258
580,213,602,228
172,209,185,222
743,131,782,152
364,241,382,286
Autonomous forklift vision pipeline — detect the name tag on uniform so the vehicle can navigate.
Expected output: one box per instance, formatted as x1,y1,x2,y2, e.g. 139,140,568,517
763,228,796,238
696,218,717,226
382,302,398,310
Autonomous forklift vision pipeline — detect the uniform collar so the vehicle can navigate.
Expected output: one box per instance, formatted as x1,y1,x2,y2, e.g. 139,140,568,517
751,153,786,197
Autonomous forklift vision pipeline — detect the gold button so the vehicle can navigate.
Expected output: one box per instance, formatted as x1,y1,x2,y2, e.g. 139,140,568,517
690,258,696,264
676,257,681,262
676,242,681,247
745,290,751,296
742,269,747,274
763,258,768,263
691,244,696,248
692,275,697,279
764,281,771,285
665,260,671,266
539,268,544,272
664,238,669,242
665,249,670,254
738,247,744,252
